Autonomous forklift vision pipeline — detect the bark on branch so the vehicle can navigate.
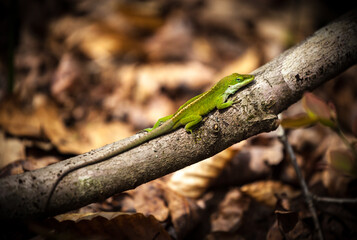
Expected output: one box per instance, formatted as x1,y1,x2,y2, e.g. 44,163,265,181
0,10,356,220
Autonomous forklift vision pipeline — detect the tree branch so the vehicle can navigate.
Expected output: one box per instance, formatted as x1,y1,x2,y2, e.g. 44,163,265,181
1,10,356,220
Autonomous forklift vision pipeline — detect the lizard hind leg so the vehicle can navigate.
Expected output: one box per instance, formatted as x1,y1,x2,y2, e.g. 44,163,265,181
145,114,174,132
178,115,202,133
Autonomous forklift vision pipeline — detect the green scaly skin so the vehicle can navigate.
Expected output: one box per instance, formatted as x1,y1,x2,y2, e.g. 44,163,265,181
46,73,254,212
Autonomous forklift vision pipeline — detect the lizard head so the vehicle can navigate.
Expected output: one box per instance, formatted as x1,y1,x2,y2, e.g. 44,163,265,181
233,73,255,86
219,73,255,96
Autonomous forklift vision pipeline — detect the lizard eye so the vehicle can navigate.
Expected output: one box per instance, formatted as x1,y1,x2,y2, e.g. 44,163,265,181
236,77,244,83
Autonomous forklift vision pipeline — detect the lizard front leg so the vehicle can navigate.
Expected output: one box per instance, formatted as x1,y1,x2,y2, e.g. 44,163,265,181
216,95,234,110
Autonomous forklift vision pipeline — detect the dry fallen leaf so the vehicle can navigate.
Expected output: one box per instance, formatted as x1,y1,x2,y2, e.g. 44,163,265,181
240,180,300,208
49,212,171,240
275,209,299,233
168,142,246,198
132,62,215,103
267,215,311,240
144,12,193,61
0,98,42,138
210,188,250,233
127,180,203,239
0,130,26,168
217,48,261,79
165,187,202,239
0,95,134,156
22,156,59,171
287,126,327,153
213,134,280,187
50,15,143,65
129,181,169,222
249,137,284,166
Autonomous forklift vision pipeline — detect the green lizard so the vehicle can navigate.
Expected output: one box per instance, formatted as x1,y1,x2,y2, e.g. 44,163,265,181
46,73,254,211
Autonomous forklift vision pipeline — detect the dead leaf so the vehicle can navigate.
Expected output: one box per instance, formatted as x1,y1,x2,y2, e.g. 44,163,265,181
249,138,284,166
287,126,327,153
47,212,171,240
205,232,246,240
240,180,300,208
51,53,83,97
192,37,215,63
116,1,164,31
145,12,193,61
51,16,142,64
268,216,312,240
275,209,299,233
168,142,246,198
127,180,202,239
132,62,215,103
257,17,293,60
217,48,261,79
22,156,59,171
213,136,278,186
0,98,42,137
210,188,250,232
0,160,25,177
130,181,169,222
0,130,25,168
165,187,202,239
0,95,134,155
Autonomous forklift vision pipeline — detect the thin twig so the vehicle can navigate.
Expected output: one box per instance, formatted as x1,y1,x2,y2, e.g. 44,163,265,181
312,195,357,204
277,124,324,240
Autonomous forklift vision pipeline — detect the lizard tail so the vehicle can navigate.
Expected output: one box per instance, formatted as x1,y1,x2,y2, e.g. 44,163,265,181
45,119,175,214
